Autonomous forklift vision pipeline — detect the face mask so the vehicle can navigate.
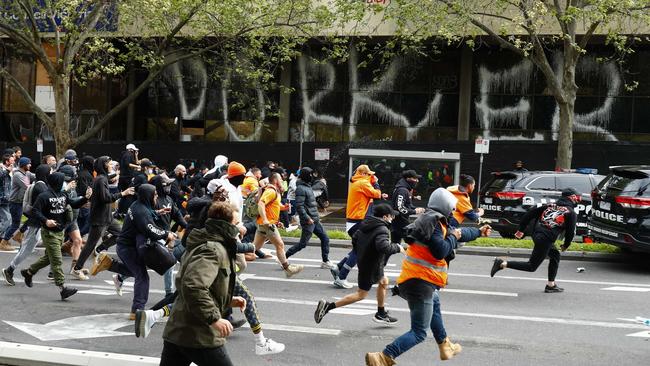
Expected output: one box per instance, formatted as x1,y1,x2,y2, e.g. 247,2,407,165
61,182,68,192
147,169,153,175
164,185,171,194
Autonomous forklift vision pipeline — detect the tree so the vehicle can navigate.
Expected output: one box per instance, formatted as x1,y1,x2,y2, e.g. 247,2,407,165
0,0,363,156
382,0,650,169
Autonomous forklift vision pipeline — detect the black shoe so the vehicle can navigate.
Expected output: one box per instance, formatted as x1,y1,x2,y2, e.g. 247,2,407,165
2,267,15,286
231,318,247,329
330,267,339,281
544,284,564,293
490,257,504,277
373,311,398,325
60,286,78,300
47,272,54,281
390,285,400,297
20,269,33,288
314,299,329,324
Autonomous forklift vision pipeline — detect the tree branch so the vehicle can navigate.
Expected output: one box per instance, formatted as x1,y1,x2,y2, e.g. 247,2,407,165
18,0,41,45
156,2,205,57
63,0,107,69
578,20,601,50
0,67,54,127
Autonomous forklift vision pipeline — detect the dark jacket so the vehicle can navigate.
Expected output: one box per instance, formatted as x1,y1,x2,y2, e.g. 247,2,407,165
76,156,94,198
150,175,187,230
295,179,319,224
89,156,122,226
119,150,136,179
182,195,213,246
518,196,577,248
24,164,52,227
162,218,239,348
392,178,416,228
0,164,11,204
32,172,87,232
353,216,402,283
117,184,169,247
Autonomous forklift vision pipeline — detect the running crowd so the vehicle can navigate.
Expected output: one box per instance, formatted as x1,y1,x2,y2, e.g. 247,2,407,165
0,144,580,366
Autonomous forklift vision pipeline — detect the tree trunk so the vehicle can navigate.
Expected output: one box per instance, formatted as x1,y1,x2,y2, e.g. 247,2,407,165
556,100,574,170
52,76,73,158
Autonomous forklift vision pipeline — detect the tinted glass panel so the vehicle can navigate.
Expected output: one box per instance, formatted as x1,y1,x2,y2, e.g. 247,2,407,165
556,176,593,194
527,176,556,190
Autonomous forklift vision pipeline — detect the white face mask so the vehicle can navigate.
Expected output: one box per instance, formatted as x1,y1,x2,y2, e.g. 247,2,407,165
61,182,68,192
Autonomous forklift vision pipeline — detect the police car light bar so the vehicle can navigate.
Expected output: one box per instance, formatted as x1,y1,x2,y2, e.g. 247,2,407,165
559,168,598,174
615,196,650,209
495,191,526,200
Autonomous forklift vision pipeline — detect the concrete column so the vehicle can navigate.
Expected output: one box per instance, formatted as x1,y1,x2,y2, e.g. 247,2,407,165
457,45,473,141
126,68,135,141
277,61,292,142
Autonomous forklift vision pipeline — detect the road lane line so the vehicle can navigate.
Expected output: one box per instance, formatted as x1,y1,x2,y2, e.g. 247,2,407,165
626,331,650,338
241,322,341,336
0,341,159,365
451,272,650,288
601,286,650,292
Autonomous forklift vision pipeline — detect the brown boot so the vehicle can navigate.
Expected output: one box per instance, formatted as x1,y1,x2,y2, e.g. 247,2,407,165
365,352,396,366
90,252,113,276
12,230,23,244
439,337,462,360
0,239,15,252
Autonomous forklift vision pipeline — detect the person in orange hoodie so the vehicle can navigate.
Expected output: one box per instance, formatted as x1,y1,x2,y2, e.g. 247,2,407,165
446,174,483,227
330,165,387,289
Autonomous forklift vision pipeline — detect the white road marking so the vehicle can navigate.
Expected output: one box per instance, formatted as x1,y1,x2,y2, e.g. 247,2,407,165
0,341,159,365
78,289,131,296
330,308,376,316
241,322,341,336
4,313,134,341
453,272,650,288
281,257,396,267
443,288,518,297
601,286,650,292
626,331,650,338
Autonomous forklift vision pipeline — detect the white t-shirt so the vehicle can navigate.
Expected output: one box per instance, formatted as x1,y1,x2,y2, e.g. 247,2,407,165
214,177,244,224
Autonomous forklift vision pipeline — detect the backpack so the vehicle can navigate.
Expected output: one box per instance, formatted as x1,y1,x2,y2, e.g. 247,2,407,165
243,187,277,219
22,181,44,215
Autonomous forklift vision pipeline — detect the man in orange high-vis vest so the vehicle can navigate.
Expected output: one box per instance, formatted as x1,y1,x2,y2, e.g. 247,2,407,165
447,174,483,227
365,188,491,366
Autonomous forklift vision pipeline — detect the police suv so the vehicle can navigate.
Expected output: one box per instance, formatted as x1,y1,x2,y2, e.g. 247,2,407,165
479,170,604,239
588,166,650,253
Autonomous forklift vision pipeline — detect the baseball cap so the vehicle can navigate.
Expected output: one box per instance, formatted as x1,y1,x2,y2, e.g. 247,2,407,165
355,164,375,175
59,165,77,182
140,158,154,168
562,188,580,197
402,170,421,179
126,143,139,151
373,203,398,217
18,157,31,167
227,161,246,178
64,149,77,161
206,179,222,195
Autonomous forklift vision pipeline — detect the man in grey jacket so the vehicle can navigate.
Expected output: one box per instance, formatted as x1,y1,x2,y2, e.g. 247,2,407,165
285,167,333,269
1,157,33,250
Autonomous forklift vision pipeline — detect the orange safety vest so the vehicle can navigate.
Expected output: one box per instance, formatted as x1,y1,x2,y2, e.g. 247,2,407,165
397,224,449,288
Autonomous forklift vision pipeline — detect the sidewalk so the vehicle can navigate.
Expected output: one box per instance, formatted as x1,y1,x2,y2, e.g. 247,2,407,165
281,236,631,263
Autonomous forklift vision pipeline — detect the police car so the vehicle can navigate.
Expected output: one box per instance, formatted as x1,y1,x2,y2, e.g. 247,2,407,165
479,170,604,239
588,166,650,253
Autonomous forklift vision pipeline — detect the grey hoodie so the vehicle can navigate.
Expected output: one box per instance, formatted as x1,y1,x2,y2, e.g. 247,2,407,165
427,187,458,218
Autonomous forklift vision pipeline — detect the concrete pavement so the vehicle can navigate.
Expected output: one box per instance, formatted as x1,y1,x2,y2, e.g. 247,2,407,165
0,245,648,365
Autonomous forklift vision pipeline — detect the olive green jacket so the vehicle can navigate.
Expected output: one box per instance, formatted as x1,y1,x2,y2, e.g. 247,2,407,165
162,218,238,348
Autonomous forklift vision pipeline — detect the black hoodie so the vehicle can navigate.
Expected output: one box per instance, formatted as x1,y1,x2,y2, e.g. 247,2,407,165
391,178,416,228
32,172,88,232
24,164,52,227
150,175,187,230
352,216,402,283
90,156,123,226
76,155,94,197
117,184,169,247
517,196,577,247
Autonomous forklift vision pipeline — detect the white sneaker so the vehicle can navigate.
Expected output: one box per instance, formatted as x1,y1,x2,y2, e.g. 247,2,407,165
284,264,304,278
285,225,299,232
69,268,89,281
255,338,285,355
135,309,161,338
320,261,336,269
333,278,353,289
112,274,123,296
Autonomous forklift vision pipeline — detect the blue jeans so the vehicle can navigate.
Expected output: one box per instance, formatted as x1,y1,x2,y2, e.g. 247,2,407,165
336,222,361,280
163,240,186,295
285,221,330,262
383,290,446,359
3,202,23,240
0,204,10,237
115,236,150,313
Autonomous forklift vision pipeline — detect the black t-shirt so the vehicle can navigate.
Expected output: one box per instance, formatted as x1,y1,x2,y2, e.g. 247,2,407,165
119,151,135,178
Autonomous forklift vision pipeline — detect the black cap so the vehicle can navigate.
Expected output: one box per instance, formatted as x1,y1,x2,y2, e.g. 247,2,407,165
373,203,398,217
561,188,580,197
402,170,421,179
140,158,154,168
58,165,77,182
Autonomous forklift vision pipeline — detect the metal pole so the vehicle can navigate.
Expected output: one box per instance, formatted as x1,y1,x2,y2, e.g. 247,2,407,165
298,119,304,168
476,153,484,208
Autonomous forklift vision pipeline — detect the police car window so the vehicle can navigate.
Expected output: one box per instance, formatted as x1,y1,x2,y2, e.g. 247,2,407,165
556,176,592,194
608,175,650,196
527,176,556,190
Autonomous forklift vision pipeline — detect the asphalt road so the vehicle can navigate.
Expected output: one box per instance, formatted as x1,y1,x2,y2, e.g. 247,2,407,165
0,245,649,366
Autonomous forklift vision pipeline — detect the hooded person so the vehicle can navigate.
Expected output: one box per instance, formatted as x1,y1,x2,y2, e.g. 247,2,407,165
490,188,579,293
212,162,247,224
75,156,95,236
2,164,52,286
92,184,175,319
391,170,425,245
20,172,92,301
72,156,136,275
365,189,491,366
285,167,333,268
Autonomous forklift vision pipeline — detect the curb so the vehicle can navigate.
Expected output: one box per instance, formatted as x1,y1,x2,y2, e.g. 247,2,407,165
0,341,159,366
281,237,630,263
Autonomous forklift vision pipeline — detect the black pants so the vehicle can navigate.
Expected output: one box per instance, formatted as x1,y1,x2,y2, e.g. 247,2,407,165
160,341,233,366
506,233,560,281
74,220,121,270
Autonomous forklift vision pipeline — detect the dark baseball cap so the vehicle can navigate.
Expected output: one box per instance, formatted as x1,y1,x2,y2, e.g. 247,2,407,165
373,203,398,217
561,188,580,197
59,165,77,182
402,170,421,179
